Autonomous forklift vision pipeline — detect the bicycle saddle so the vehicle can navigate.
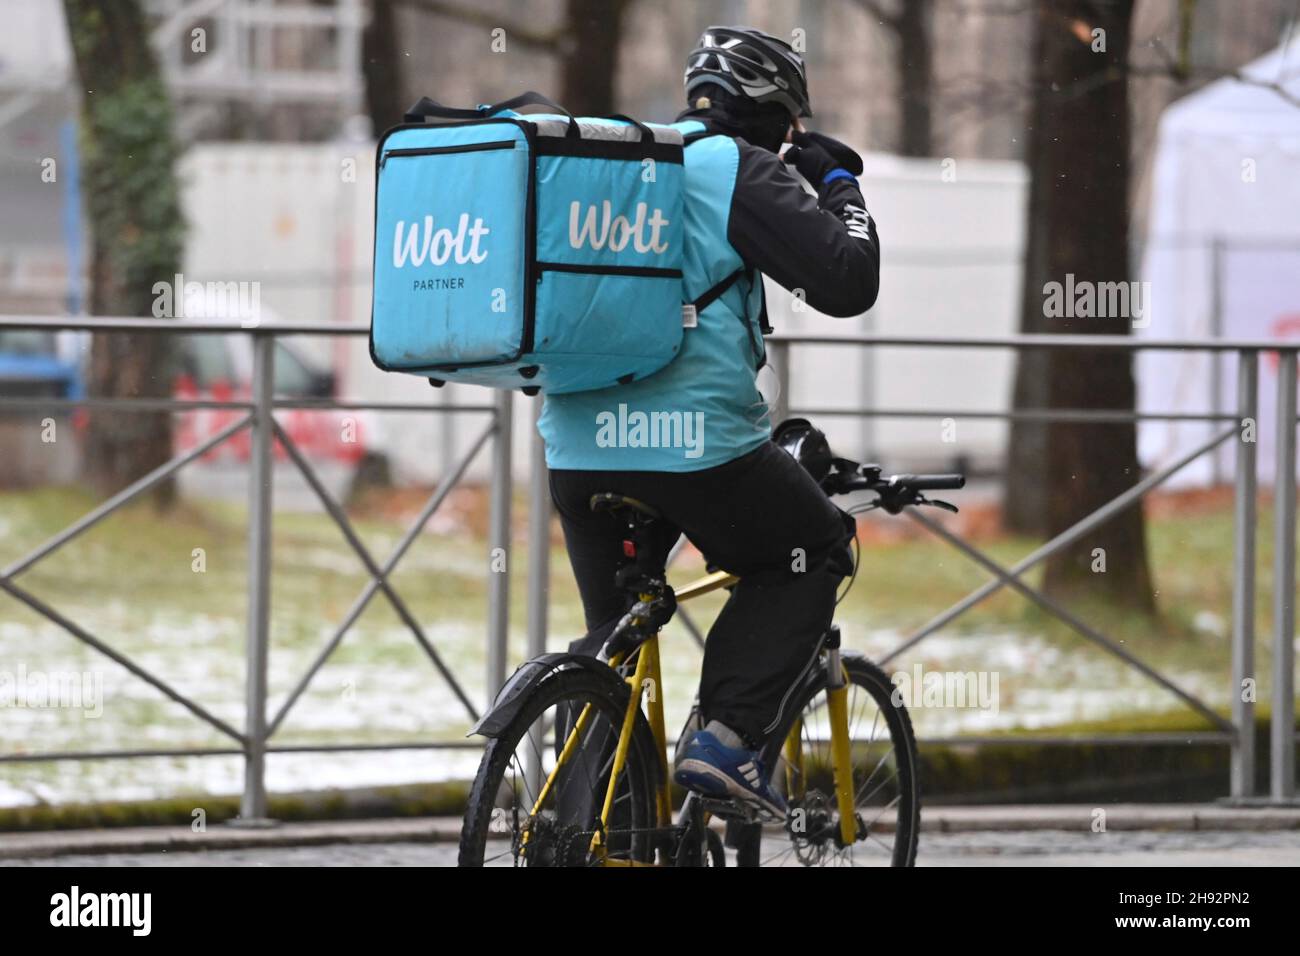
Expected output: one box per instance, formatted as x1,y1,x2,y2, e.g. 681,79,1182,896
588,492,662,521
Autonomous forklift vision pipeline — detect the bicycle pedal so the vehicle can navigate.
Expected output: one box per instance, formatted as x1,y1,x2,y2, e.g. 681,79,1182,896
697,797,780,825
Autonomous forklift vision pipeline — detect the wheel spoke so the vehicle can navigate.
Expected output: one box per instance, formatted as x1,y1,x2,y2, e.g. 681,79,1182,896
864,792,902,830
761,841,799,867
461,679,659,867
866,830,896,855
854,744,897,803
742,661,917,868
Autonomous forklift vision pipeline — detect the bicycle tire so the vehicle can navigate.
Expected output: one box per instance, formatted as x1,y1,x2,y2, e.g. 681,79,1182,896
458,666,662,867
734,652,920,867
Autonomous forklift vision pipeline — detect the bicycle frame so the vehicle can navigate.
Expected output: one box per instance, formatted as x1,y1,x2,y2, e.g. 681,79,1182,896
531,567,860,866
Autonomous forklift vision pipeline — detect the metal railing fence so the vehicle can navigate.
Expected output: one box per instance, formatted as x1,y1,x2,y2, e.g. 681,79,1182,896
0,315,512,821
1,316,1296,809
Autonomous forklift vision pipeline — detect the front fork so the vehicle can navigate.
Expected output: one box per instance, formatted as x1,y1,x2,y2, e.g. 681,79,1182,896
823,626,859,846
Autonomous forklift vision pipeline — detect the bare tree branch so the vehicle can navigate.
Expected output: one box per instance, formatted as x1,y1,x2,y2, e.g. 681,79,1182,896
845,0,900,28
1175,0,1195,81
392,0,562,52
958,17,1300,113
936,0,1033,16
1141,34,1300,109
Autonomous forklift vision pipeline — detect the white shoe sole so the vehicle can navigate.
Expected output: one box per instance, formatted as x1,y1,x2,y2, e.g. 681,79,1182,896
674,758,785,820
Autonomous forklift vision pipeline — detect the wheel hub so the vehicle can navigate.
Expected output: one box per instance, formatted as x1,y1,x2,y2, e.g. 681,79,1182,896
786,790,840,864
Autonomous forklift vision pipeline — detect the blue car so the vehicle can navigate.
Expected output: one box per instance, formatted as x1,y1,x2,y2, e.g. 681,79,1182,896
0,330,83,399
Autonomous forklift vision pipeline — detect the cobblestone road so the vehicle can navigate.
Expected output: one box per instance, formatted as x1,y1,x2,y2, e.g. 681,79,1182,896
4,830,1298,866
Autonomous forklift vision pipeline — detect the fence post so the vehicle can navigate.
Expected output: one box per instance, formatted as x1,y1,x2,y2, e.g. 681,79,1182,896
486,389,514,702
1272,350,1297,801
439,384,457,477
240,332,275,822
524,404,550,797
859,310,878,461
1231,349,1258,799
769,339,791,426
525,405,549,661
1210,237,1225,486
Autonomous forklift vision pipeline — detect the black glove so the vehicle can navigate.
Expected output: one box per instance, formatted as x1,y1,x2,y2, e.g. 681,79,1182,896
782,130,864,184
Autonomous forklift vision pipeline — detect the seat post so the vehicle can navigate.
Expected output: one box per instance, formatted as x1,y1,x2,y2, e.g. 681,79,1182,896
588,492,676,660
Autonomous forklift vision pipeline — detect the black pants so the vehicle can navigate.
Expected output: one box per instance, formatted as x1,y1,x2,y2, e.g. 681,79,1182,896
550,440,854,747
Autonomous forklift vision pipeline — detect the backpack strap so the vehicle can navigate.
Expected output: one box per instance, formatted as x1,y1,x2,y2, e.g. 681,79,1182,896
404,91,579,138
682,129,717,146
684,268,769,369
690,268,745,314
679,128,772,362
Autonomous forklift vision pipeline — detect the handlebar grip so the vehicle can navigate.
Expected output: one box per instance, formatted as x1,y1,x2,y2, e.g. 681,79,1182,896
893,474,966,490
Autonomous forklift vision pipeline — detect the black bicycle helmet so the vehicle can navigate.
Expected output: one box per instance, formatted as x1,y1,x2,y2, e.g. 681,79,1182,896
772,417,832,482
685,26,812,119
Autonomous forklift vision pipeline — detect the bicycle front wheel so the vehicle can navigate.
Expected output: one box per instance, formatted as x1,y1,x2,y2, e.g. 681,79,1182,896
458,666,661,867
735,652,920,867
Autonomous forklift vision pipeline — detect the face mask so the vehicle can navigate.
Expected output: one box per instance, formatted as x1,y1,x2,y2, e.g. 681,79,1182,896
748,120,791,153
690,90,790,152
715,110,790,152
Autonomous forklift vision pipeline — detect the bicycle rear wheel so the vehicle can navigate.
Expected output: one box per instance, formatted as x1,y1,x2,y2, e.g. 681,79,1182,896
735,652,920,867
458,667,661,867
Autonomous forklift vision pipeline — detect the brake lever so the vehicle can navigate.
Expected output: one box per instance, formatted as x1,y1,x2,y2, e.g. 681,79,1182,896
878,488,913,515
922,497,959,514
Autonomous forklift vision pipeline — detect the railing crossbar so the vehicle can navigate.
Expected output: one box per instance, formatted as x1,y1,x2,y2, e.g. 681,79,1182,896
270,419,480,727
907,508,1233,733
0,576,246,743
265,419,495,737
2,414,253,580
793,406,1239,424
879,424,1238,666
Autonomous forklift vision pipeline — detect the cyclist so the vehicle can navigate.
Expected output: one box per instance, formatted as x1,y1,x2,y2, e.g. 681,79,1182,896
537,26,880,818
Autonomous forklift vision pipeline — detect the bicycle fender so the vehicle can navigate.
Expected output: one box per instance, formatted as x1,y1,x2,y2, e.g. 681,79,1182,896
467,652,619,739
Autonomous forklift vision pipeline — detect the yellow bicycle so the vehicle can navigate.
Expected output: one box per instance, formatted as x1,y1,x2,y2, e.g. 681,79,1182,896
457,428,963,866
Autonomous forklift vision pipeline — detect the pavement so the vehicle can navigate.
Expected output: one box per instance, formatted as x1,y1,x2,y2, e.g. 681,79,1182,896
2,804,1299,866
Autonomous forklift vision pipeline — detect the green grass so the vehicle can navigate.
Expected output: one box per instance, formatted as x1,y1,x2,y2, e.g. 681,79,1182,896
0,484,1293,807
834,498,1286,676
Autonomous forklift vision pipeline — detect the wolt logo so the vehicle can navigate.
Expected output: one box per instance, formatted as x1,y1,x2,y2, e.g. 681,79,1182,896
569,200,670,254
393,213,490,268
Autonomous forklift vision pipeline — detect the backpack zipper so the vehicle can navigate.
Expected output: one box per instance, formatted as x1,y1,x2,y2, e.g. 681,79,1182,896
535,261,682,280
380,139,516,167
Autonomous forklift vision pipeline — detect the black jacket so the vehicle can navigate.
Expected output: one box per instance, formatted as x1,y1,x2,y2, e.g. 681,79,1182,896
679,108,881,318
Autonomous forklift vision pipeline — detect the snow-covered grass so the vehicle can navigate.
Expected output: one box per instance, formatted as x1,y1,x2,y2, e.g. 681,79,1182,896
0,485,1282,807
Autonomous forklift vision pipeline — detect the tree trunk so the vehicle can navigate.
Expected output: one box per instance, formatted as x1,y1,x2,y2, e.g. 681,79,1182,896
377,0,629,124
362,0,405,135
1004,0,1155,612
895,0,933,157
1003,3,1055,536
558,0,629,115
63,0,186,507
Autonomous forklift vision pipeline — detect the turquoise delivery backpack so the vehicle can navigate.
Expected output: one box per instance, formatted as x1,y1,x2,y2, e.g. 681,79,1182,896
370,92,694,395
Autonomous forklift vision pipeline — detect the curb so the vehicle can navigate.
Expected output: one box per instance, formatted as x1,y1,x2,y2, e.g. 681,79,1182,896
921,803,1300,833
3,804,1300,859
0,817,463,860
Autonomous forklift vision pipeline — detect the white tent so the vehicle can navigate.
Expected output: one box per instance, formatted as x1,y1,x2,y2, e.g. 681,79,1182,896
0,0,77,308
1138,39,1300,487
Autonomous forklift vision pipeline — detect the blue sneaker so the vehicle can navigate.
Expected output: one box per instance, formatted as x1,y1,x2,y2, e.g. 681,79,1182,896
674,731,787,819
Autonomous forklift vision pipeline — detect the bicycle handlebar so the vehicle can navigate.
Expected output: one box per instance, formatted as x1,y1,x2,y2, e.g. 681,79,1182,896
887,474,966,491
818,458,966,513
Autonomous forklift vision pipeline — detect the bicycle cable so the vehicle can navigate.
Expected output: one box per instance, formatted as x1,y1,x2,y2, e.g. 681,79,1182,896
835,522,861,607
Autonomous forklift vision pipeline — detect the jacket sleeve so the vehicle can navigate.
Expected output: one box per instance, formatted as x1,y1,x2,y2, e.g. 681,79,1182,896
726,140,880,318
